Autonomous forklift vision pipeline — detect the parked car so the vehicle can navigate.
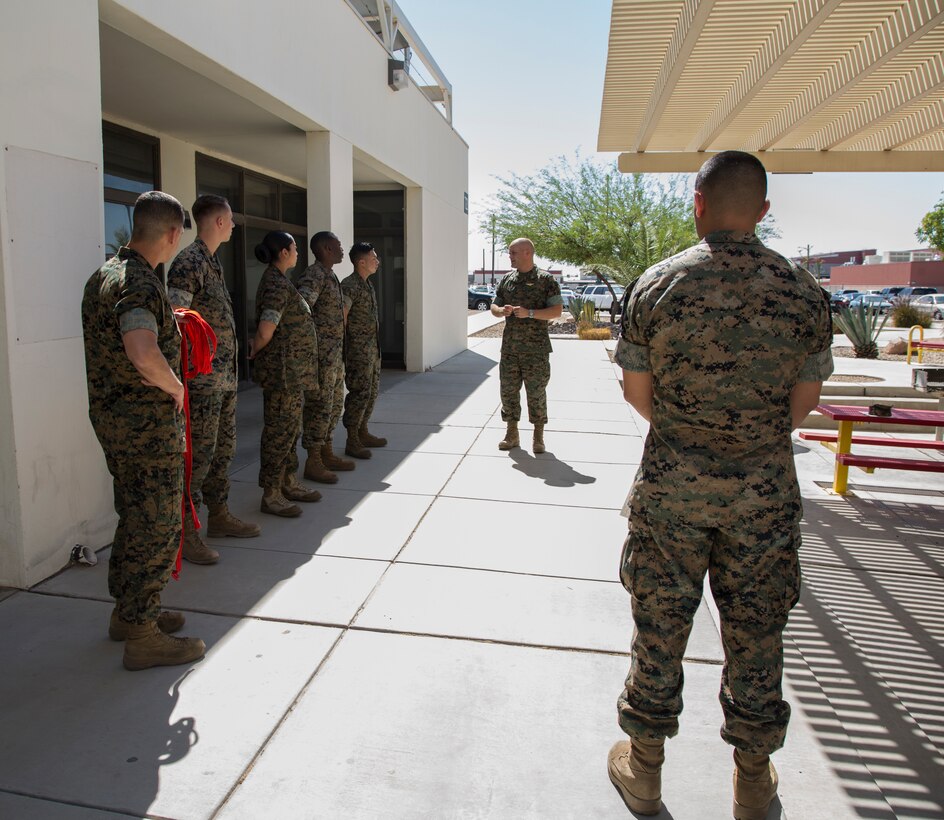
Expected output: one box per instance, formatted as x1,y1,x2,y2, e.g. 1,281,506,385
879,286,907,298
847,293,891,313
470,284,495,295
829,291,858,311
581,283,626,313
898,286,938,298
914,293,944,320
559,288,577,309
468,289,492,311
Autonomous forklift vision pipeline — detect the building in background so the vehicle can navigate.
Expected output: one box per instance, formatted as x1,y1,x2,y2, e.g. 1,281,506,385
0,0,468,588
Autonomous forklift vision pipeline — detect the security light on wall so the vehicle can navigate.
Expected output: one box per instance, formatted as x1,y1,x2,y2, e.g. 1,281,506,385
388,59,408,91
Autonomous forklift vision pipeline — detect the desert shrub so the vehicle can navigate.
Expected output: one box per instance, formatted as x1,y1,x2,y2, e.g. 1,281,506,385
832,303,887,358
577,327,612,340
889,297,932,329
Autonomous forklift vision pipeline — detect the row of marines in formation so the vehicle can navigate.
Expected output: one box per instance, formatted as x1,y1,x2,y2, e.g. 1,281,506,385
81,191,384,672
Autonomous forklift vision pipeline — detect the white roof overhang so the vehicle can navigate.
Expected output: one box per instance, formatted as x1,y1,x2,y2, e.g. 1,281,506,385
598,0,944,172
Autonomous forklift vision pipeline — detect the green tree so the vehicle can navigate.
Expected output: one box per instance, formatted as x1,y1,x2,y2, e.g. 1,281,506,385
916,191,944,253
481,154,780,286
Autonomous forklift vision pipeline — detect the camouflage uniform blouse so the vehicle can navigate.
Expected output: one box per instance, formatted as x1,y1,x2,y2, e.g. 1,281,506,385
167,237,237,392
340,273,381,361
81,246,186,456
493,268,563,355
295,260,344,361
616,230,833,528
252,266,318,392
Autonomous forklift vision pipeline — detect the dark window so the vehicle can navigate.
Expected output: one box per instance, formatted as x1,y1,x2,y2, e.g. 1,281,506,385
102,122,160,259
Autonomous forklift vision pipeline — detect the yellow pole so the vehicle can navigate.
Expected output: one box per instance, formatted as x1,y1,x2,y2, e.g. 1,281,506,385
907,325,925,365
833,420,853,495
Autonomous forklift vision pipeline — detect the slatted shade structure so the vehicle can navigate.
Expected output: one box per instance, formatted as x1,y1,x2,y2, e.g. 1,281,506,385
598,0,944,172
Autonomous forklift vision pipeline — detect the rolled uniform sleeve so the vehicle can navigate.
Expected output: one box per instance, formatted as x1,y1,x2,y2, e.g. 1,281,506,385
615,280,650,373
115,280,163,337
797,287,834,382
545,278,563,307
167,288,194,308
493,281,507,308
259,276,291,327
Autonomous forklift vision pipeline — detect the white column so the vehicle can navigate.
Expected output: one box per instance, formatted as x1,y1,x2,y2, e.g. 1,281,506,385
0,0,110,587
305,132,354,262
404,186,424,372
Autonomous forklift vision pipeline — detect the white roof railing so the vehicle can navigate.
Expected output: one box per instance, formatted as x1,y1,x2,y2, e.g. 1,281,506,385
347,0,453,123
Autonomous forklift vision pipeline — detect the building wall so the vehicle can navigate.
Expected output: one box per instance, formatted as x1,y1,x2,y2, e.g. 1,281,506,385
829,261,944,289
0,0,115,587
0,0,468,587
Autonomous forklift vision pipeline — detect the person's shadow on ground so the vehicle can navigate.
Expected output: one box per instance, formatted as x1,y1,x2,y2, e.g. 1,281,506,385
508,449,596,488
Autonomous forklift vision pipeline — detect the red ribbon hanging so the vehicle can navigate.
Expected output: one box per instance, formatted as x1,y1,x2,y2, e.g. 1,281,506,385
172,308,217,580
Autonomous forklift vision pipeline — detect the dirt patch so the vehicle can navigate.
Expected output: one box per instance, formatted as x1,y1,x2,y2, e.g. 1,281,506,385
833,345,944,364
827,374,884,383
470,314,619,340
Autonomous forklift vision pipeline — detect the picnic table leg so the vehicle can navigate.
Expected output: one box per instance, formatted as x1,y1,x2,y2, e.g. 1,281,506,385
833,420,853,494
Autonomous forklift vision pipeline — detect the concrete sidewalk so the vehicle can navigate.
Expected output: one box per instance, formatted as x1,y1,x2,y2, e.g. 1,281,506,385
1,337,943,818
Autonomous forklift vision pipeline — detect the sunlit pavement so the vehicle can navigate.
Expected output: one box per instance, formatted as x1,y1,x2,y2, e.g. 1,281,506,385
1,335,942,819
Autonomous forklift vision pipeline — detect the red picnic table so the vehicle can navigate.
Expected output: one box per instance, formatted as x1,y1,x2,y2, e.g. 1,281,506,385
804,404,944,494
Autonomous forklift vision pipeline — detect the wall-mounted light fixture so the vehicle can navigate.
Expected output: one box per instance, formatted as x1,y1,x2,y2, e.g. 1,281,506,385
388,59,408,91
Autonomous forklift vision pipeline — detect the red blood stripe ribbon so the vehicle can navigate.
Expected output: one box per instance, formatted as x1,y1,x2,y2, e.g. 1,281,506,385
172,308,217,580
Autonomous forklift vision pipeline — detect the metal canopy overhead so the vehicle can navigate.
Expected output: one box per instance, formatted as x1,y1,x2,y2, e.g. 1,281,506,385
598,0,944,172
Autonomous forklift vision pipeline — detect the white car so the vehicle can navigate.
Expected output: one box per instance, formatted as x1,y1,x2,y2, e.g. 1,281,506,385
559,288,577,308
914,293,944,320
580,283,626,312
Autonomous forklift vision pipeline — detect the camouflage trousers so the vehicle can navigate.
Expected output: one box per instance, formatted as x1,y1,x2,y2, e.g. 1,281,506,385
297,350,344,454
499,352,550,424
617,511,801,754
259,388,303,489
104,451,183,625
342,353,380,431
188,389,236,509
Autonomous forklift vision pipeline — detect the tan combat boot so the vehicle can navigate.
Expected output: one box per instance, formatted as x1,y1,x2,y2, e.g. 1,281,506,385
122,620,206,671
498,422,519,451
359,425,387,447
345,429,372,459
109,608,185,641
282,469,322,503
304,446,338,484
206,503,261,538
182,519,220,565
322,442,355,472
607,738,664,816
533,424,546,454
733,749,779,820
260,487,302,518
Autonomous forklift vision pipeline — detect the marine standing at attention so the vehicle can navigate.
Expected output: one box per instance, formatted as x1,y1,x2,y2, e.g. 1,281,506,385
606,151,833,820
489,238,563,454
82,190,206,671
250,231,321,518
340,242,387,458
292,231,355,484
167,195,261,566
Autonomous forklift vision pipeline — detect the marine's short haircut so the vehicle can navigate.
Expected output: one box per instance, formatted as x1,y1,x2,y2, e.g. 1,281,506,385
349,241,375,266
191,194,230,226
310,231,337,256
694,151,767,215
131,191,185,242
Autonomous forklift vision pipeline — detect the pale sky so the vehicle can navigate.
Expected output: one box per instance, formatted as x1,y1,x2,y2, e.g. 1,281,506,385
399,0,944,272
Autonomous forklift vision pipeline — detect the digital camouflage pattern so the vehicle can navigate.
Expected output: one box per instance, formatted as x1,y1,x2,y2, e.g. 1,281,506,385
167,238,238,511
187,390,235,509
253,266,316,488
252,265,318,393
493,268,562,424
499,356,550,425
81,246,185,624
259,388,303,489
106,455,183,624
295,260,345,360
341,272,381,431
296,260,346,449
614,229,833,754
167,237,237,392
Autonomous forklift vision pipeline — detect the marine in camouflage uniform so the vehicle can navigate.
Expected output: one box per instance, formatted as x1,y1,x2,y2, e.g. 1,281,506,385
292,233,354,482
253,264,319,496
608,156,833,814
341,242,385,457
492,238,563,452
83,245,187,627
168,201,260,558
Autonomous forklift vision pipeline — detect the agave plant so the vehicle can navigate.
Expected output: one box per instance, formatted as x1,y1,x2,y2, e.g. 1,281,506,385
568,296,595,328
833,303,888,358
